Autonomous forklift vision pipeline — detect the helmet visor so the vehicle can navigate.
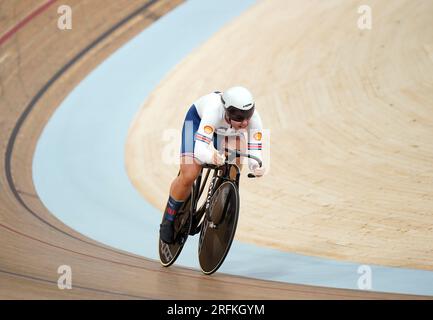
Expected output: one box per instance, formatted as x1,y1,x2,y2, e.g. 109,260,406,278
226,105,255,122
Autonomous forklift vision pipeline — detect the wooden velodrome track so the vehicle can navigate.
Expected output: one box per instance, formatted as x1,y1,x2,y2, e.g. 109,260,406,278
0,0,430,299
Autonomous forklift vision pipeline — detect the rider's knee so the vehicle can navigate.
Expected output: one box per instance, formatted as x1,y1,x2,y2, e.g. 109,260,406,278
179,164,200,187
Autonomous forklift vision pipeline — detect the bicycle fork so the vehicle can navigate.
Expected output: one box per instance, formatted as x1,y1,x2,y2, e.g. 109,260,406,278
205,175,219,229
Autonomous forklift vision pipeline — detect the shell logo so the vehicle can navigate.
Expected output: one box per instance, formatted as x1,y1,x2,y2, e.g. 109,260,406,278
204,125,214,134
254,132,262,141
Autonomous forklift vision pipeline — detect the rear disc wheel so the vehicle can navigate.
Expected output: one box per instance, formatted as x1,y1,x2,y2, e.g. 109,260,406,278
198,181,239,275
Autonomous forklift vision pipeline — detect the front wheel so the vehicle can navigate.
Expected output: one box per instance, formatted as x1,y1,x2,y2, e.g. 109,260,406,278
198,180,240,275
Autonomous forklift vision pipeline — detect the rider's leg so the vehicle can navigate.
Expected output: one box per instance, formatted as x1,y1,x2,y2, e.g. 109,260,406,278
170,156,202,200
160,156,202,243
160,103,202,243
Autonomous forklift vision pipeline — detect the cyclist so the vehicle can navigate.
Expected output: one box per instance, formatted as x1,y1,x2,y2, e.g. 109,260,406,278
159,86,265,244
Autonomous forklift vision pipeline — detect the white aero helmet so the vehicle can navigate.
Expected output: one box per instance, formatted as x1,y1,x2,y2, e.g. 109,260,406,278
222,86,255,121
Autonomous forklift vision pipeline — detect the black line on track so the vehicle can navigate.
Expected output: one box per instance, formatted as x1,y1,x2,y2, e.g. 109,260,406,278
16,189,39,198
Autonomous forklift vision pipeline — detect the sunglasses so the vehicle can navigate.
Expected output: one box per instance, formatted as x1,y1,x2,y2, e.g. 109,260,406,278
226,105,255,122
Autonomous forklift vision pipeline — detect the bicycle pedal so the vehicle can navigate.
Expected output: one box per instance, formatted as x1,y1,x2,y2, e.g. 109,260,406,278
209,222,218,229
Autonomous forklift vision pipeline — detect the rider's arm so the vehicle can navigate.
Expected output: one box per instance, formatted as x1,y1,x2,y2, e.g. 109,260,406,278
194,108,219,164
247,111,264,171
